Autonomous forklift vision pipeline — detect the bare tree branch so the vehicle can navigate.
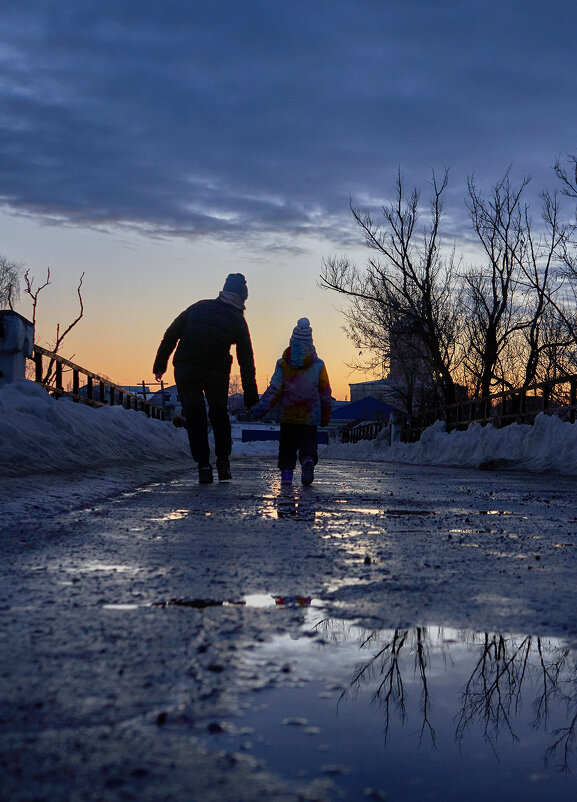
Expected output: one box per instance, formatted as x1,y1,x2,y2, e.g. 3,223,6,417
0,254,23,310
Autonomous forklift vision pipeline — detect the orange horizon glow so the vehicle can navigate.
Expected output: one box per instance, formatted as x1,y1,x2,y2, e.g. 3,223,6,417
36,326,360,402
3,209,375,402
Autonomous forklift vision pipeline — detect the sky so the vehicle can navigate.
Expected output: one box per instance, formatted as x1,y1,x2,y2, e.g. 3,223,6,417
1,0,577,399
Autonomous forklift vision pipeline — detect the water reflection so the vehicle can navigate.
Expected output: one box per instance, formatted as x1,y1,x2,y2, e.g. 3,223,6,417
260,484,318,521
152,594,322,609
228,622,577,798
456,632,577,765
316,623,577,773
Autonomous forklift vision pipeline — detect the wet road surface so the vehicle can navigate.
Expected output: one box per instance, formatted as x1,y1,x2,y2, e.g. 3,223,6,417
1,457,577,800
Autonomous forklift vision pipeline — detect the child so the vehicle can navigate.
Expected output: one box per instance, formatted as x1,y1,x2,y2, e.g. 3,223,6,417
252,318,332,485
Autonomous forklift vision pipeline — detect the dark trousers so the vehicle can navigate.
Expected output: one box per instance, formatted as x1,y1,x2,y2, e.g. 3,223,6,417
174,364,230,466
278,422,318,471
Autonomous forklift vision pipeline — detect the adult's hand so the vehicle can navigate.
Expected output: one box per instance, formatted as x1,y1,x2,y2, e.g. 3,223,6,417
155,372,164,382
244,390,259,409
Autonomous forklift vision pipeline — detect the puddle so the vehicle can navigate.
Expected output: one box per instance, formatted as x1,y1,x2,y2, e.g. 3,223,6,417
76,562,134,573
206,619,577,800
259,490,319,521
149,509,190,522
151,594,325,609
480,509,529,519
383,508,435,516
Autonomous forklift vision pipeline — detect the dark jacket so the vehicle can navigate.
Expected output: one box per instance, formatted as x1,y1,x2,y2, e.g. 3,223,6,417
153,298,258,406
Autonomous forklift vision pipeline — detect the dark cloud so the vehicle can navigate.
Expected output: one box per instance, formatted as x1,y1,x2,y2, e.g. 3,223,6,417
0,0,576,248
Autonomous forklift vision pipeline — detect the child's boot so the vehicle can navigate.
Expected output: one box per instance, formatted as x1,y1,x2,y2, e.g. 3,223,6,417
301,457,314,486
280,469,293,484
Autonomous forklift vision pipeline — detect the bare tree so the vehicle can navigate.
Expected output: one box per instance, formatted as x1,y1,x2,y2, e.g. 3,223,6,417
463,173,530,396
321,170,462,410
554,153,577,201
463,172,575,397
548,153,577,350
23,268,86,386
23,268,52,330
0,254,22,309
516,190,576,387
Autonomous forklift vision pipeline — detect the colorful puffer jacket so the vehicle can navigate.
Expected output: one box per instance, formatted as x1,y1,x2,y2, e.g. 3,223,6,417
253,346,332,426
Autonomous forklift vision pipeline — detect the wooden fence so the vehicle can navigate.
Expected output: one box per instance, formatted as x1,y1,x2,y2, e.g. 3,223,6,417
341,372,577,445
30,345,166,420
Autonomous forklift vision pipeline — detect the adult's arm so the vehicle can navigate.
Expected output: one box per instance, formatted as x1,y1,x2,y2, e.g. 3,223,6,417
152,310,188,376
235,317,259,407
251,360,283,418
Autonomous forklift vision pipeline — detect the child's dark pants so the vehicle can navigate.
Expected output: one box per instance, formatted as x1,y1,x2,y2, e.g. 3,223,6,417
278,422,318,470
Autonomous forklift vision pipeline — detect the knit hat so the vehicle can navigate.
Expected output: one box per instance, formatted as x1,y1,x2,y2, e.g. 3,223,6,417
223,273,248,301
290,317,313,346
288,318,313,368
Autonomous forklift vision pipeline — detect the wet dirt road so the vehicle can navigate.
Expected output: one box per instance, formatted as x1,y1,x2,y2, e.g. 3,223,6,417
1,457,577,800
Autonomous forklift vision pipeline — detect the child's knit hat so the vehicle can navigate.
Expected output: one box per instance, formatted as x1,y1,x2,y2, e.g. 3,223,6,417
290,318,313,348
223,273,248,301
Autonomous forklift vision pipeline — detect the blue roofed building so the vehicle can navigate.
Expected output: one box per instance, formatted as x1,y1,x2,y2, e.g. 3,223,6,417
330,396,397,423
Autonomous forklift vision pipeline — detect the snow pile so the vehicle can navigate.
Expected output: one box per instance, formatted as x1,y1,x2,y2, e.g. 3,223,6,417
325,413,577,474
0,379,190,478
3,379,577,479
0,380,280,478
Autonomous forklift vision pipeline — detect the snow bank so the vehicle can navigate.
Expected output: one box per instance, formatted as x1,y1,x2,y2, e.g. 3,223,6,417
324,413,577,474
0,380,190,478
0,380,279,478
2,379,577,478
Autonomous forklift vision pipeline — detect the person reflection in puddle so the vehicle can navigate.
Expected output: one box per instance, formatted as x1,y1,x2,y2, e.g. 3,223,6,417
275,480,317,521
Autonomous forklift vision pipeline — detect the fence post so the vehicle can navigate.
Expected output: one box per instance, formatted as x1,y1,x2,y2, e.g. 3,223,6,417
55,361,63,393
0,311,34,387
35,350,43,383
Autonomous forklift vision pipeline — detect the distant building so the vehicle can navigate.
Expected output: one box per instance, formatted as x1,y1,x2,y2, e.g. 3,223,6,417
349,378,406,409
331,396,397,423
349,314,436,414
147,384,183,420
78,383,152,405
122,385,152,398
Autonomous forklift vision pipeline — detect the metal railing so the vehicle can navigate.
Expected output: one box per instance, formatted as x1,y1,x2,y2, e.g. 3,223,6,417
30,345,166,420
340,419,384,444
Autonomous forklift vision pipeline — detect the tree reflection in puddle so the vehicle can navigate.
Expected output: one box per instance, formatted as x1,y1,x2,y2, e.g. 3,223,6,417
211,622,577,800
